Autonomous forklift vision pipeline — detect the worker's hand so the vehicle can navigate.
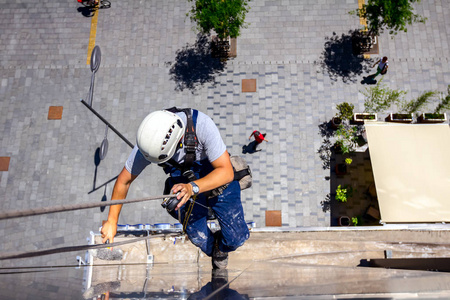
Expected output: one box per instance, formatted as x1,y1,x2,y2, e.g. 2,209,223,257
101,220,117,244
171,183,194,211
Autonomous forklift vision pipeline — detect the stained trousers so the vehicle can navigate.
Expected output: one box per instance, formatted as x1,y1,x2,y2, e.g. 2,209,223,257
168,180,250,256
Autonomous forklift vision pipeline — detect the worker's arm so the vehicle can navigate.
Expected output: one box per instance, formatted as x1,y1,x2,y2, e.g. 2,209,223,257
101,167,137,243
171,151,234,210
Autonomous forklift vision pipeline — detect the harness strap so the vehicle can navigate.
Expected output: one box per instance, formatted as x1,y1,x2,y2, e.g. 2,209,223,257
234,167,251,181
159,107,198,177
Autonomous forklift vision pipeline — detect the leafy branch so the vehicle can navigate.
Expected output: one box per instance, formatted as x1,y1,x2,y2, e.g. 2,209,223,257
434,85,450,114
400,91,438,114
362,79,406,113
350,0,426,37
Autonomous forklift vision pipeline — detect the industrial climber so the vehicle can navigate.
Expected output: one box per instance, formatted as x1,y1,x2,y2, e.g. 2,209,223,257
101,108,250,269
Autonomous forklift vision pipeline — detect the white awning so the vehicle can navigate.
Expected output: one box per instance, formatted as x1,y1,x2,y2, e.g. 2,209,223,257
365,123,450,223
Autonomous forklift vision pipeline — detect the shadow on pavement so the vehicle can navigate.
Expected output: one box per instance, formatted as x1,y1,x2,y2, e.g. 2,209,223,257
317,30,374,84
167,34,226,93
242,141,260,154
77,6,96,17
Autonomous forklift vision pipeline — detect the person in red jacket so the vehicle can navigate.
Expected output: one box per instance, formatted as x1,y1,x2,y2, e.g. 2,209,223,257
249,130,268,151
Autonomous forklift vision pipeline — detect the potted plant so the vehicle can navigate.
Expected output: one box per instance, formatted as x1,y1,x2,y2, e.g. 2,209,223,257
417,113,447,123
335,184,354,203
385,113,414,123
334,124,357,154
332,102,355,129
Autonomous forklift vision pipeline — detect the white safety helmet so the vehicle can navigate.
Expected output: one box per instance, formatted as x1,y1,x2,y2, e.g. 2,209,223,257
136,110,185,163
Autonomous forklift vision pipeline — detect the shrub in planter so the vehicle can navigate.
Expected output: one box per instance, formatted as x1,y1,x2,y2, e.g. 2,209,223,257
336,102,355,121
334,124,357,154
353,113,377,124
385,113,414,123
332,102,354,129
417,113,447,123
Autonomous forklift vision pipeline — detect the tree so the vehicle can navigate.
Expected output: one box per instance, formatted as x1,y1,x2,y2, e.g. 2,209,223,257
187,0,251,40
352,0,426,36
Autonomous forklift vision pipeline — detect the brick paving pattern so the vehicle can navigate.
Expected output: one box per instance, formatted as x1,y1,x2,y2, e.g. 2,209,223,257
0,1,449,297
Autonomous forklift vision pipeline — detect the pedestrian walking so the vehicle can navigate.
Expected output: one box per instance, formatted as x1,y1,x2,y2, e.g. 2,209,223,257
249,130,268,152
365,56,389,80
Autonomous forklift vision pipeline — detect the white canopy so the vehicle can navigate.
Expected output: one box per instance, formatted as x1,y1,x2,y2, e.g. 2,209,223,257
365,123,450,223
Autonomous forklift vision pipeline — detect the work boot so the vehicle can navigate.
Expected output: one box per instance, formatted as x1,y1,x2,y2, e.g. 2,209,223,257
212,231,228,269
211,269,228,290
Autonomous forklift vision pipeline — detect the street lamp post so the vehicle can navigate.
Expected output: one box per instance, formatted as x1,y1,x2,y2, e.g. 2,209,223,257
81,45,134,159
87,45,101,107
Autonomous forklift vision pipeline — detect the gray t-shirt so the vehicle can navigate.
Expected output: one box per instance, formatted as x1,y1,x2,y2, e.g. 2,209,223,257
125,110,226,176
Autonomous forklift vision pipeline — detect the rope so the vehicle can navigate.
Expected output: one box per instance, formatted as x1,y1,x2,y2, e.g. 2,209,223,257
0,232,182,261
182,195,196,232
0,195,169,220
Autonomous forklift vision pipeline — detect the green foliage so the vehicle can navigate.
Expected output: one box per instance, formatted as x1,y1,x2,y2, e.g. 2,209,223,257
424,113,445,120
352,216,360,226
336,185,354,203
362,79,406,113
335,124,358,154
335,185,348,203
400,91,438,114
335,102,355,121
187,0,251,40
352,0,426,36
434,85,450,114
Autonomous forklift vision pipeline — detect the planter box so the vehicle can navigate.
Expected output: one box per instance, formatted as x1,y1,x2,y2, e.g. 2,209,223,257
351,32,379,55
211,36,236,59
353,113,377,124
417,113,447,124
385,113,414,123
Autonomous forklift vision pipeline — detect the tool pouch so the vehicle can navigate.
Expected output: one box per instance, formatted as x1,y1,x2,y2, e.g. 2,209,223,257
230,156,252,190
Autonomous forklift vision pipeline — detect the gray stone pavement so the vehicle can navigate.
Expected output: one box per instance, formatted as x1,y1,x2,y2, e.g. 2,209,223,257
0,0,449,279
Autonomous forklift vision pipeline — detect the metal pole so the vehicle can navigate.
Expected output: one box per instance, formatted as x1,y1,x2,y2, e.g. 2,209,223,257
80,99,134,149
